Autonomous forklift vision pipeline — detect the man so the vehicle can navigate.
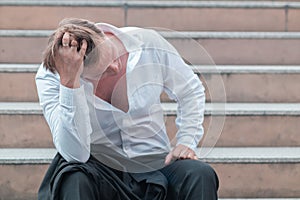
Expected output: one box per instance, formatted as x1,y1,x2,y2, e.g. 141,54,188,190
36,18,219,200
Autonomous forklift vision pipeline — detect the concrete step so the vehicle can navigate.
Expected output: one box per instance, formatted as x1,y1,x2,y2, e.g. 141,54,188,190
0,64,38,102
0,1,300,31
1,30,300,65
0,102,300,148
2,64,300,103
167,65,300,103
0,147,299,199
164,32,300,65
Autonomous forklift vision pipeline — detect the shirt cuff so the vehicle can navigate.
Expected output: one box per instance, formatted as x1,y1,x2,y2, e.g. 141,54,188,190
176,135,198,151
59,84,86,107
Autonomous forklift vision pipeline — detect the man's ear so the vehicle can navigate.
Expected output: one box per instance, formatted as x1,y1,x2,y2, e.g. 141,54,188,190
105,62,120,76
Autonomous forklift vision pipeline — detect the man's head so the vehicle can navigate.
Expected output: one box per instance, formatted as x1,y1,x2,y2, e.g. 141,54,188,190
43,18,104,73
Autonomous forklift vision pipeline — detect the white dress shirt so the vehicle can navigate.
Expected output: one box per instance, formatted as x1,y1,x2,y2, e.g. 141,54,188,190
36,23,205,164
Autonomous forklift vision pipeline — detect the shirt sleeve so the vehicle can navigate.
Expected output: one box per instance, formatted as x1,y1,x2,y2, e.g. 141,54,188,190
158,38,205,151
35,64,92,163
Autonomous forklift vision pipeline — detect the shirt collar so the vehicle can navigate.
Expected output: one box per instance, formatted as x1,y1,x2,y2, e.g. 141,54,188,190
95,23,143,53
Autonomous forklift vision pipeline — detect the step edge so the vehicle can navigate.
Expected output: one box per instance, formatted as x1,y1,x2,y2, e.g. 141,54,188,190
1,1,300,9
1,102,300,116
2,64,300,74
1,147,300,164
2,30,300,39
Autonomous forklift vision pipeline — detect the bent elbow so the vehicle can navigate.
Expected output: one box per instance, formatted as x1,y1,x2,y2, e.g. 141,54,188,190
53,129,91,163
60,145,90,163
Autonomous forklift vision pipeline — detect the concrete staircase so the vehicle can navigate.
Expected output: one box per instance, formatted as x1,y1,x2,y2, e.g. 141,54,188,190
1,1,300,199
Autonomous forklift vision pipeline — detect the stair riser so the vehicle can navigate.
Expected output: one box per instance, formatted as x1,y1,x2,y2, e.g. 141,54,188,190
0,164,48,200
127,7,287,31
1,6,299,31
215,73,300,103
0,115,52,148
0,163,299,199
168,38,300,65
0,6,124,30
0,73,38,102
167,116,300,147
1,114,299,148
214,163,300,198
0,37,47,64
2,72,300,103
171,73,300,103
2,37,300,65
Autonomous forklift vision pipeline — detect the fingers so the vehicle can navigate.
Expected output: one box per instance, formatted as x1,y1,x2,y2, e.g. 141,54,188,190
70,39,78,47
164,152,173,165
62,32,78,49
165,144,198,165
180,149,197,159
186,152,198,160
70,39,79,52
79,39,87,57
62,32,70,47
58,32,86,59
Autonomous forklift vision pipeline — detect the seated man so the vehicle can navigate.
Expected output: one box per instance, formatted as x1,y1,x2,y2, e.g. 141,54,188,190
36,18,219,200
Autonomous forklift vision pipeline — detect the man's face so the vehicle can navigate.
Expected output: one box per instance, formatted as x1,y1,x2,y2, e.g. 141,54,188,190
81,36,119,82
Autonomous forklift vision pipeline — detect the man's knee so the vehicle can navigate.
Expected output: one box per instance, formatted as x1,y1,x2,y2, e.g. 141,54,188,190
174,159,219,190
164,160,219,199
189,160,217,177
188,160,218,186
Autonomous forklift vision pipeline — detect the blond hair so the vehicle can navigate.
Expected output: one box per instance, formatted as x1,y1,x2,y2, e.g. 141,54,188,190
43,18,104,73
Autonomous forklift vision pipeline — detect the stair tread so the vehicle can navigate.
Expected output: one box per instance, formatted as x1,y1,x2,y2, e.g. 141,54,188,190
163,102,300,116
2,30,300,39
1,147,300,164
2,102,300,115
197,147,300,163
1,0,300,9
2,63,300,74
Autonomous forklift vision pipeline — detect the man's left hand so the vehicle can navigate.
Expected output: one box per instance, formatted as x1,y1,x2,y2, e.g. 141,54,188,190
165,144,198,165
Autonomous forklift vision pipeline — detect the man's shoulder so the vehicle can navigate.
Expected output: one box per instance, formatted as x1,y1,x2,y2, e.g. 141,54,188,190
35,63,60,81
119,26,178,56
120,26,158,35
121,27,164,45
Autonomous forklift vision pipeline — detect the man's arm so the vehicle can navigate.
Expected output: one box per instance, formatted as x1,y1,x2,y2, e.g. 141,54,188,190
35,33,92,163
158,38,205,164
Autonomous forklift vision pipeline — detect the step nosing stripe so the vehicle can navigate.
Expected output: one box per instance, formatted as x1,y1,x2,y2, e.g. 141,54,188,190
2,64,300,74
2,30,300,39
1,103,300,116
1,1,300,9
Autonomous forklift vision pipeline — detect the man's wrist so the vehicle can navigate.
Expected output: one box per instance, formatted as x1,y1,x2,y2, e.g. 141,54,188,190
60,77,81,88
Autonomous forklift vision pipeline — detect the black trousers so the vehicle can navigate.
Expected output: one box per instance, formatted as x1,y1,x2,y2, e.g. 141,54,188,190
38,153,219,200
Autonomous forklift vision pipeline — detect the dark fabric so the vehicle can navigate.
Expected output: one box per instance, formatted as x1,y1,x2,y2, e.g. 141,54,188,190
58,171,98,199
90,144,169,173
38,153,167,200
38,153,218,200
160,159,219,200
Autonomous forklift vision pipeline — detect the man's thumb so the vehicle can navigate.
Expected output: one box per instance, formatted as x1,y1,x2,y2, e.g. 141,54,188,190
164,152,173,165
